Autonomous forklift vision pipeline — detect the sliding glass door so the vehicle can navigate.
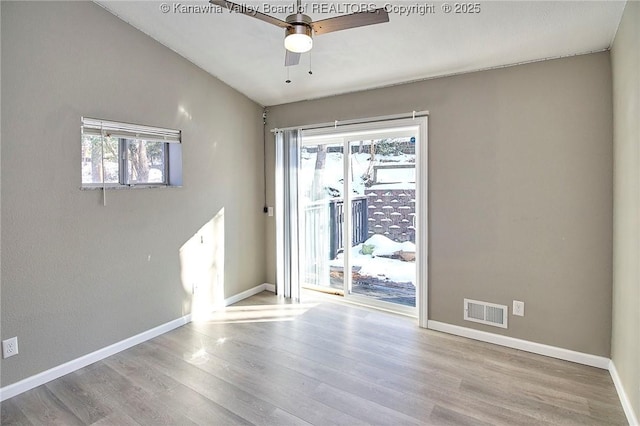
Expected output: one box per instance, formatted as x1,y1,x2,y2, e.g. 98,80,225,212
296,118,426,316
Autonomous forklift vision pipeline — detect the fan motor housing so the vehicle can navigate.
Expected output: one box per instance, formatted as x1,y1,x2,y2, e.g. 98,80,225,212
285,13,313,26
284,13,313,53
285,23,313,38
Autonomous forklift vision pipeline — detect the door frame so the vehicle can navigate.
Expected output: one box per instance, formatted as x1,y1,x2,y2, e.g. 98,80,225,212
300,116,428,327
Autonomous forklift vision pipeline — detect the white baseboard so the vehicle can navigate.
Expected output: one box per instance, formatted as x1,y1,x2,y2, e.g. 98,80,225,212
427,320,610,369
0,283,273,402
609,360,639,426
223,283,274,306
0,314,191,402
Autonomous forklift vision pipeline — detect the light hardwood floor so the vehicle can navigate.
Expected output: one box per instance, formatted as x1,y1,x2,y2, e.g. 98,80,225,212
1,291,628,425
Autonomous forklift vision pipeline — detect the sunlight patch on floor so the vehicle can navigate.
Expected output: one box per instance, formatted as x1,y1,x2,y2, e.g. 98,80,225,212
191,303,318,324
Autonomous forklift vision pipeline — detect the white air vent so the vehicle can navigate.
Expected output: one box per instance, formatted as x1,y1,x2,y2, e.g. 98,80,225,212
464,299,508,328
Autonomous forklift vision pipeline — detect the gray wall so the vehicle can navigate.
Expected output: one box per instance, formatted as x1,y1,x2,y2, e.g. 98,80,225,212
266,52,613,357
0,1,265,387
611,0,640,418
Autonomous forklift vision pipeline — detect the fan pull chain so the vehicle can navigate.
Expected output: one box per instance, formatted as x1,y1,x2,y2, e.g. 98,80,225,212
285,66,291,84
308,52,313,75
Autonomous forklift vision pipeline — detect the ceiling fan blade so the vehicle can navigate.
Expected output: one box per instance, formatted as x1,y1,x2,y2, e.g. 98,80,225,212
311,8,389,35
285,50,301,67
209,0,289,28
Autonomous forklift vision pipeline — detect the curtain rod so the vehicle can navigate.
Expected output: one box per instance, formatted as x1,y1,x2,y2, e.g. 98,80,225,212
270,110,429,133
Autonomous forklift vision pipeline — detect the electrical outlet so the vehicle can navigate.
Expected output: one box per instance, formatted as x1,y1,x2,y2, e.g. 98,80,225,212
2,337,19,358
267,207,274,217
513,300,525,317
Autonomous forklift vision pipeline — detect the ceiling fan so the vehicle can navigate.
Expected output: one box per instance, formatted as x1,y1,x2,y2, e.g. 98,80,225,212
209,0,390,66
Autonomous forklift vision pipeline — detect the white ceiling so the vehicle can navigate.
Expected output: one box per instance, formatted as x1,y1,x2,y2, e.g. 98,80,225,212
96,1,626,106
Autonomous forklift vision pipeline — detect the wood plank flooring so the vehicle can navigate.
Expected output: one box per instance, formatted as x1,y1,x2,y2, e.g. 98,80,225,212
1,291,628,425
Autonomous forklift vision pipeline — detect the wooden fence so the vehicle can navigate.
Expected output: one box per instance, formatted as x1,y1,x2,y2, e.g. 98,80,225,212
328,196,368,259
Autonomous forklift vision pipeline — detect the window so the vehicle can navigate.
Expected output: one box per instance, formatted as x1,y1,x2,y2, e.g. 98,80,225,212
81,117,182,188
122,140,167,185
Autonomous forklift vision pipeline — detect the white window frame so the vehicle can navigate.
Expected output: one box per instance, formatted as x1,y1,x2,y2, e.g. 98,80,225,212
119,138,170,186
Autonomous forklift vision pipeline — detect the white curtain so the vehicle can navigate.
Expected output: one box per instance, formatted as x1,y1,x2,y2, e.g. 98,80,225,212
275,129,301,301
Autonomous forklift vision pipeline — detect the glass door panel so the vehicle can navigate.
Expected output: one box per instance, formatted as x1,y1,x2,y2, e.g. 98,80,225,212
299,142,344,294
347,138,417,308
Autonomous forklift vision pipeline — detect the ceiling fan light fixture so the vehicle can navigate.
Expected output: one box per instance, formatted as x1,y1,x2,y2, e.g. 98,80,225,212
284,25,313,53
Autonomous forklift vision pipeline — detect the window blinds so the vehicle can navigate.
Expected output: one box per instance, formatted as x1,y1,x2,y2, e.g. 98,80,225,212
82,117,181,143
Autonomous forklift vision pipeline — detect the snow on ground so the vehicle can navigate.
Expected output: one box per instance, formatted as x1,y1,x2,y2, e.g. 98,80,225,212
363,234,416,257
374,167,415,184
329,234,416,286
